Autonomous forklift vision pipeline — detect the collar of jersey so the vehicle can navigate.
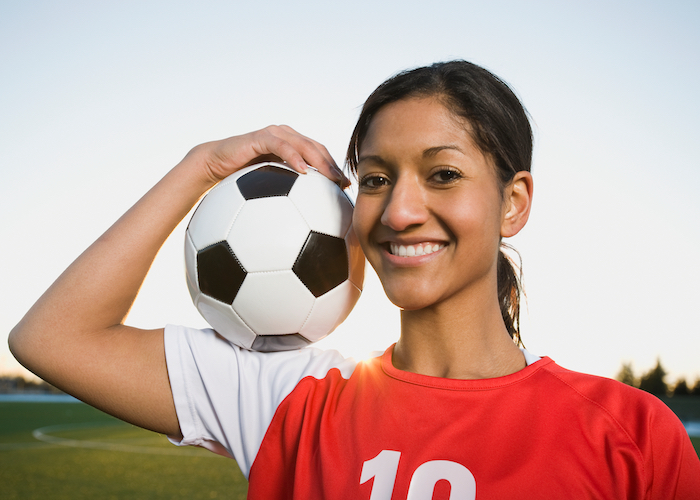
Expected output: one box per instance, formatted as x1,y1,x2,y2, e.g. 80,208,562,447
379,344,553,390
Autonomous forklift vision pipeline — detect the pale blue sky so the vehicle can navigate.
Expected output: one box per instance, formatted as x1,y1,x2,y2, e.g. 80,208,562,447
2,0,699,383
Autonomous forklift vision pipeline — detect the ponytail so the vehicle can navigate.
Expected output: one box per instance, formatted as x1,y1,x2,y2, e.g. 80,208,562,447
497,243,523,346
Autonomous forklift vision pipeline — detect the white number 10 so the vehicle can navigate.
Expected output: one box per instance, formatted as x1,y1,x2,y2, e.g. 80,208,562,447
360,450,476,499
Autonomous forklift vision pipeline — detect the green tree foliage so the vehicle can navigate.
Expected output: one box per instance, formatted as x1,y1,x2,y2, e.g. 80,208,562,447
673,379,691,396
691,379,700,396
638,358,668,396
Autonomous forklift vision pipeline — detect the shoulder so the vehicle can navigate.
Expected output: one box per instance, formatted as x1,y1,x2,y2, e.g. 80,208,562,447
164,324,359,384
537,360,695,464
540,360,667,410
537,359,678,427
536,359,700,495
163,324,367,476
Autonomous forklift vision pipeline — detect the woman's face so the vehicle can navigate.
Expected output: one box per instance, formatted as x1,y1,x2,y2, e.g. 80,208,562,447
352,97,507,311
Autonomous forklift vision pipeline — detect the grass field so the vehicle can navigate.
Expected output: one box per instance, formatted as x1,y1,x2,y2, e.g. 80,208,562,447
1,398,698,499
0,401,248,499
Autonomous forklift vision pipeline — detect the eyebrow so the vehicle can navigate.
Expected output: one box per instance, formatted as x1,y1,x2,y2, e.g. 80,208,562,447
358,145,466,166
422,145,465,158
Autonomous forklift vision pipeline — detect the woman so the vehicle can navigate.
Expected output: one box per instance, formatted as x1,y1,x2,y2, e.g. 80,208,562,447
10,61,700,499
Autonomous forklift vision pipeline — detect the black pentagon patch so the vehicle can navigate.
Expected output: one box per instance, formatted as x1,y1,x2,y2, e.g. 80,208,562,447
237,165,298,200
251,333,311,352
293,231,348,297
197,241,247,304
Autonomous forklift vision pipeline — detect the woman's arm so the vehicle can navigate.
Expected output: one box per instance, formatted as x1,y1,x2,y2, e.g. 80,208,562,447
8,126,344,436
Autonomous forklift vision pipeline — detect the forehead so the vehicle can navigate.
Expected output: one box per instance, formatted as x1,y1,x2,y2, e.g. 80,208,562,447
359,97,484,165
360,97,475,156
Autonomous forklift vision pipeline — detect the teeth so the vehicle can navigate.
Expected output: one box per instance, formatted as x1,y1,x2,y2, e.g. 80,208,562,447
389,243,445,257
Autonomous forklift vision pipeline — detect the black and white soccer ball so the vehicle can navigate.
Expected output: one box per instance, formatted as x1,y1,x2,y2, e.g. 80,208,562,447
184,162,365,352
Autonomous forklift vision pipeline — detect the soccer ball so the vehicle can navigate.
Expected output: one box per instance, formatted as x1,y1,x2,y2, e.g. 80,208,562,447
184,161,365,352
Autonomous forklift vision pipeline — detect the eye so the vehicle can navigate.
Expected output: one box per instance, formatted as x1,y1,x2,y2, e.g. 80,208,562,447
359,174,391,190
431,168,462,184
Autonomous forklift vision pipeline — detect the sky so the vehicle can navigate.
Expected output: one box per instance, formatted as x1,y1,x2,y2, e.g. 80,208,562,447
1,0,699,384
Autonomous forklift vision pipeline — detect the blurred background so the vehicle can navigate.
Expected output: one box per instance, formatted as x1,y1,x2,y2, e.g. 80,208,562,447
2,0,699,387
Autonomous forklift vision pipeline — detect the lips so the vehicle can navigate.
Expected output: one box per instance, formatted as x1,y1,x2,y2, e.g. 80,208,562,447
388,242,446,257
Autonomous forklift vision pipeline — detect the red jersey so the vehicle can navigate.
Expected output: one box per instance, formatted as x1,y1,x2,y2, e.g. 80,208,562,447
165,325,700,499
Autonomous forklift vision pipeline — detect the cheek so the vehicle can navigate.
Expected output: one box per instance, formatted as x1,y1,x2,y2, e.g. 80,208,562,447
450,194,503,247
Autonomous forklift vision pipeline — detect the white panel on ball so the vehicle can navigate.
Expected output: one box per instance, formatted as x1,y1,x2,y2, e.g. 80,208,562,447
299,280,363,340
228,197,310,273
196,293,258,349
288,171,353,237
233,270,315,335
187,178,246,249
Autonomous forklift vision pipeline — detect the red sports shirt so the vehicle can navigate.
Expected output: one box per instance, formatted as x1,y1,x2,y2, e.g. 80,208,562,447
165,325,700,499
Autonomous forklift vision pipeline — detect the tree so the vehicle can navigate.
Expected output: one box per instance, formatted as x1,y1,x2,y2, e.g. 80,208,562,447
690,379,700,397
638,358,668,396
672,379,691,396
616,362,638,387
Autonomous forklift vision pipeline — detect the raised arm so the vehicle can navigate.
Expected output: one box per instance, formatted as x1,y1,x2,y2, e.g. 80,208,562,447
8,126,345,436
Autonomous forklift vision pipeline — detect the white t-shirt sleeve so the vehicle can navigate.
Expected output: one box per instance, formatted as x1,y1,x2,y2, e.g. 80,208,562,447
163,324,356,478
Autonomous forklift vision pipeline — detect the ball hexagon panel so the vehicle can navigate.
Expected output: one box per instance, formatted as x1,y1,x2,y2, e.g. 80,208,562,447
196,293,257,349
236,165,298,200
187,178,246,249
232,270,315,336
293,231,348,297
299,280,363,341
197,241,246,305
287,170,353,238
228,197,310,273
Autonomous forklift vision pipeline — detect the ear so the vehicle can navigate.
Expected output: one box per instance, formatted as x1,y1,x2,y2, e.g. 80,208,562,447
500,171,533,238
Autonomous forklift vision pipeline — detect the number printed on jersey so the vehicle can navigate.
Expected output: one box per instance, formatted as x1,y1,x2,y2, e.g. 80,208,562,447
360,450,476,500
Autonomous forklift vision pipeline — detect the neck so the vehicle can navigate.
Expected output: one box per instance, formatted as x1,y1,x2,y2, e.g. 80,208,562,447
392,293,525,380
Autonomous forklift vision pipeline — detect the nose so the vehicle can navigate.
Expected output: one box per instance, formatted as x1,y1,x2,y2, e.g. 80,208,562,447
380,176,429,231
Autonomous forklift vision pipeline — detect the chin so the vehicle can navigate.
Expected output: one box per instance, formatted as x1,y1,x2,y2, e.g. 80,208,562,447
382,287,438,312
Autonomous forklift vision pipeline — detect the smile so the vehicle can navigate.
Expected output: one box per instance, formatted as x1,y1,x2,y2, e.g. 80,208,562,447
388,242,446,257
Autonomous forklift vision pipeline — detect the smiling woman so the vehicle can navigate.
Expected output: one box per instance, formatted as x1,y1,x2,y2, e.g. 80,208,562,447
9,60,700,499
347,61,533,348
352,96,531,379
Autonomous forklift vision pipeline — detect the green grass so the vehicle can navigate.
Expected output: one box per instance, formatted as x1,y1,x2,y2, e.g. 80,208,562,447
1,398,698,499
0,402,248,499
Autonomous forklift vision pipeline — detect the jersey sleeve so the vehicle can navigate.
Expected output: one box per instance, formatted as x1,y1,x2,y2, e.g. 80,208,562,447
163,324,357,478
645,398,700,499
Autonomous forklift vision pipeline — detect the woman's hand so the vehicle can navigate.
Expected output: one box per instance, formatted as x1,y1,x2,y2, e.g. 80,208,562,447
189,125,349,188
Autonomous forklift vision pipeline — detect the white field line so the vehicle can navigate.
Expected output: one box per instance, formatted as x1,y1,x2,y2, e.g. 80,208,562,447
19,421,700,455
31,422,215,457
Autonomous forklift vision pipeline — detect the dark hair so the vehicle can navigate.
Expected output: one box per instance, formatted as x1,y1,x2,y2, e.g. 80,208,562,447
346,60,532,345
